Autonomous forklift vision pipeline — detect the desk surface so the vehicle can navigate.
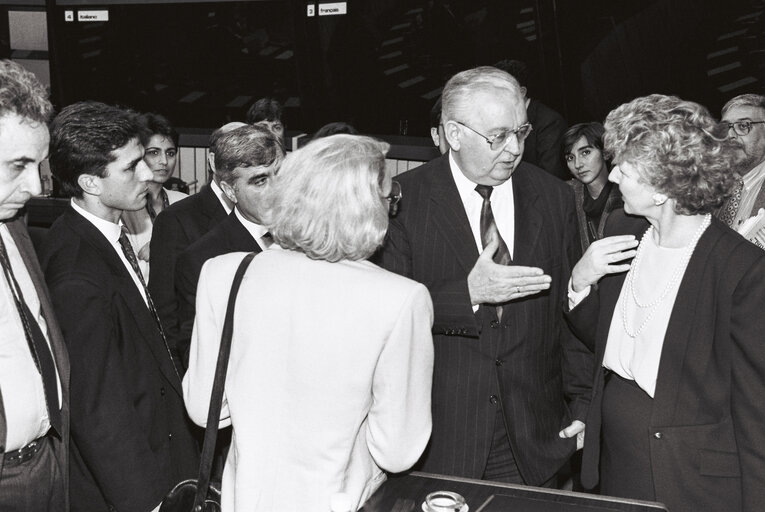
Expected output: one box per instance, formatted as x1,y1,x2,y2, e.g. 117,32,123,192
360,472,668,512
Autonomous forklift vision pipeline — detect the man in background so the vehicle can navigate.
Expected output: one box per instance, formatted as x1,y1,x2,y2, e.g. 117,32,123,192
494,59,568,180
717,94,765,248
246,97,285,143
0,59,70,512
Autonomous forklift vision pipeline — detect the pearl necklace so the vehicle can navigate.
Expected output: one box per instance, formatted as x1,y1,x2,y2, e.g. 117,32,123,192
621,214,711,338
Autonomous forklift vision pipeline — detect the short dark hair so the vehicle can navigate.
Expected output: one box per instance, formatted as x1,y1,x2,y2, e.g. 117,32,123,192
49,101,142,198
139,112,178,147
429,97,442,130
313,121,358,140
214,124,284,185
0,59,52,125
563,122,605,155
246,97,283,124
494,59,528,91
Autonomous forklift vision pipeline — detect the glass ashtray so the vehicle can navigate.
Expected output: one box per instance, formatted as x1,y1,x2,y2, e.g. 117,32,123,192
422,491,468,512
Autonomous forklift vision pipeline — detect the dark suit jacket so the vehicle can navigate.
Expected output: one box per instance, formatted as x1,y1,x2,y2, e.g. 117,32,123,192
523,99,568,181
0,217,70,508
39,207,199,512
148,185,227,348
566,211,765,512
376,154,592,485
174,212,261,369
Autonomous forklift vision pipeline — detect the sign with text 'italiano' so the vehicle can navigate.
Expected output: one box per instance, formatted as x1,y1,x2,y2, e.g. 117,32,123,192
318,2,347,16
78,10,109,22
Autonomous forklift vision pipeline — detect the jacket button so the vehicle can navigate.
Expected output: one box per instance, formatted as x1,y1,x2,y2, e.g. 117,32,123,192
168,433,173,440
489,395,498,405
160,387,166,396
653,432,663,439
490,320,499,328
495,359,504,366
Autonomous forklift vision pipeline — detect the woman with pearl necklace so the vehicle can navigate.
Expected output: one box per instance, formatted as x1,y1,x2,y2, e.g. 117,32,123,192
564,94,765,512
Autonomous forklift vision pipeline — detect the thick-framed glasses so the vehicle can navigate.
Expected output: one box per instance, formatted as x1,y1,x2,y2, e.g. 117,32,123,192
728,120,765,136
455,120,533,150
385,180,402,216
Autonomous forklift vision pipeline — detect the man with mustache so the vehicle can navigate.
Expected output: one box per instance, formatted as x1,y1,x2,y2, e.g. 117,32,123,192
39,102,199,511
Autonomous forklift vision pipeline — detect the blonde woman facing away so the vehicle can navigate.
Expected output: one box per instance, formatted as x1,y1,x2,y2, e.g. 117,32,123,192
183,135,434,511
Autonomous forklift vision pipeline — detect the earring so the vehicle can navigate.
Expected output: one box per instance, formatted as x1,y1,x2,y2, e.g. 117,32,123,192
653,193,667,206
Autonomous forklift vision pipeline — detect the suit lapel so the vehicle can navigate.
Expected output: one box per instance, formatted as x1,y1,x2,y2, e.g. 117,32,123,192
7,219,71,394
510,165,543,265
64,210,183,396
650,223,721,425
430,156,479,273
225,214,263,253
201,185,228,230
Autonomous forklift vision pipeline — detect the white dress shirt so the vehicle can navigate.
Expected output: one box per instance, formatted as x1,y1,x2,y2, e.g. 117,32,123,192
0,223,62,451
234,207,271,251
448,151,515,257
71,200,148,306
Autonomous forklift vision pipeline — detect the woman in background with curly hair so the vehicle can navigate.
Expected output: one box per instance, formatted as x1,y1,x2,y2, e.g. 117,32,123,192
566,94,765,512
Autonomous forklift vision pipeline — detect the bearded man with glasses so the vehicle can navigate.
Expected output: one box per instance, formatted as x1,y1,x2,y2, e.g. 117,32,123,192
376,66,592,488
717,94,765,247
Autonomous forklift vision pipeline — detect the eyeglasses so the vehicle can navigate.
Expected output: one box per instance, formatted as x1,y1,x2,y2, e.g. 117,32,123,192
385,180,402,216
727,120,765,136
455,120,533,150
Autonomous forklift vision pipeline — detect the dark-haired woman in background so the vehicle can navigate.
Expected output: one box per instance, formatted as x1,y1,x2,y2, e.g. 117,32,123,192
566,94,765,512
563,122,622,253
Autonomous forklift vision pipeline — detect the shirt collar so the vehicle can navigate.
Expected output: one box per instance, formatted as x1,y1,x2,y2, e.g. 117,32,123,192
742,159,765,191
234,207,268,241
210,179,233,215
70,199,123,244
448,150,514,202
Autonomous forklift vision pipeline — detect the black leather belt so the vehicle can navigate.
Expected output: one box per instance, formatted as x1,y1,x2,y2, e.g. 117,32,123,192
3,435,47,467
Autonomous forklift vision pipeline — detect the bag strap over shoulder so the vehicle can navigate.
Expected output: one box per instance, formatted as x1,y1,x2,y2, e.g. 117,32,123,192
194,252,257,510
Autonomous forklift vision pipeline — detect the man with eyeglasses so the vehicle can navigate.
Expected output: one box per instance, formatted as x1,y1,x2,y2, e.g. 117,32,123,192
377,66,592,488
717,94,765,247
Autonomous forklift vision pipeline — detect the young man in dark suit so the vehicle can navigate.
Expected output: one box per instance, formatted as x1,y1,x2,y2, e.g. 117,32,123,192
39,102,199,511
377,66,592,487
0,59,70,512
174,123,283,369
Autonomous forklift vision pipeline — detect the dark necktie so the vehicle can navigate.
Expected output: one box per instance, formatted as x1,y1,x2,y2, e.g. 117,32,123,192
117,229,180,378
475,185,512,320
475,185,512,265
0,232,62,435
261,231,273,249
719,178,744,227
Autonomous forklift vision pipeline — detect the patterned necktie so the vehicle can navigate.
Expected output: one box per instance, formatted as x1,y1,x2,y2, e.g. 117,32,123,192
719,178,744,227
475,185,512,320
475,185,512,265
0,232,62,434
117,229,180,377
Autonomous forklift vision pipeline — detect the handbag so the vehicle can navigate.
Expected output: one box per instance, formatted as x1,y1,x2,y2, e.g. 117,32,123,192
160,252,257,512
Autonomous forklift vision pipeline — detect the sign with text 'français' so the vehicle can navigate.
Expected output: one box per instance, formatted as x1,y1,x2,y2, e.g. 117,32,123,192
318,2,346,16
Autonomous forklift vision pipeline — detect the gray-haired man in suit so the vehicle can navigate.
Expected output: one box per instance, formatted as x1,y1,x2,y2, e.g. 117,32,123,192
0,59,70,511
